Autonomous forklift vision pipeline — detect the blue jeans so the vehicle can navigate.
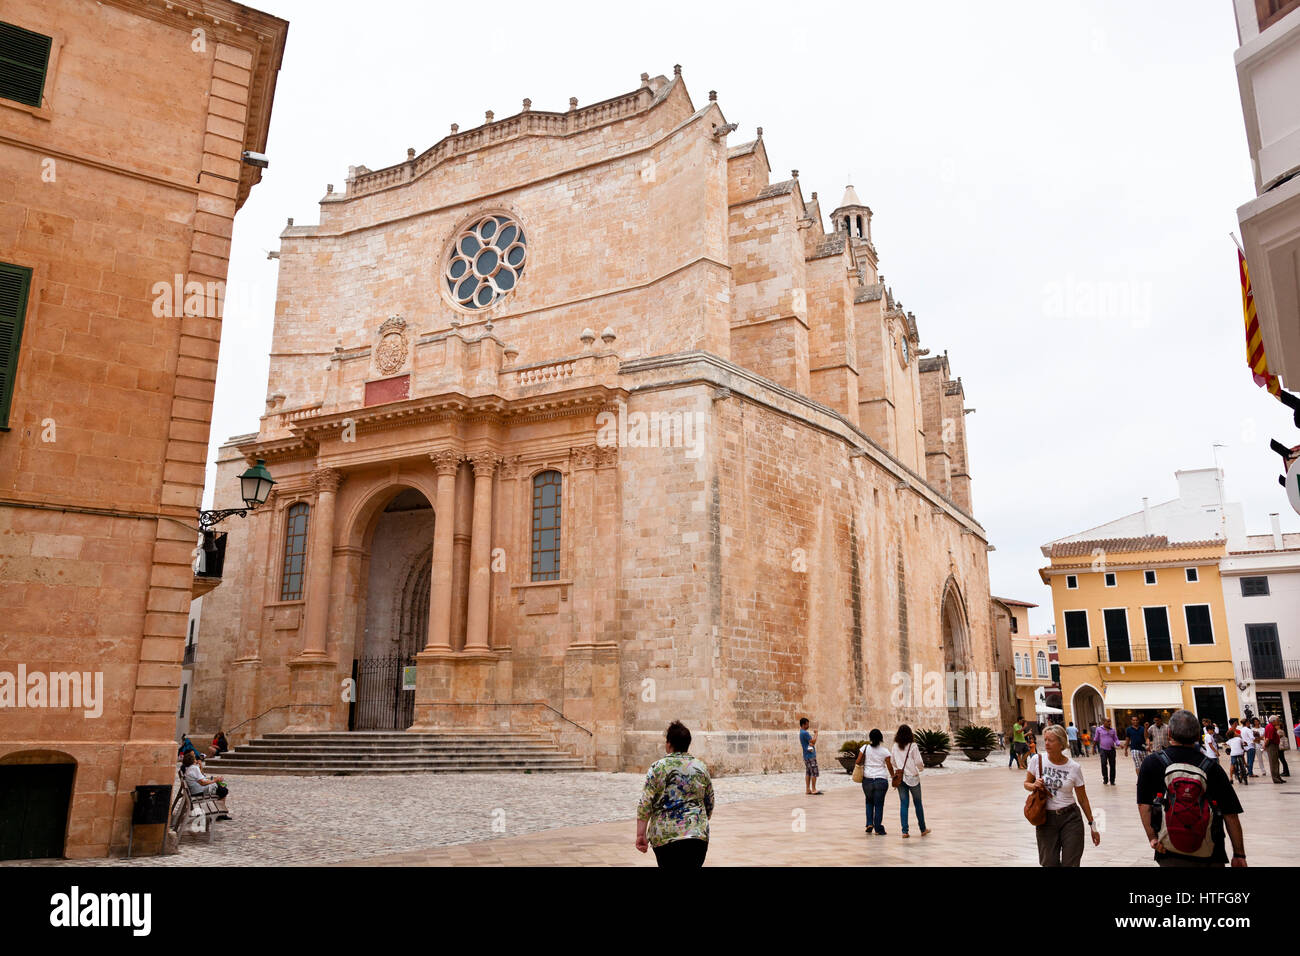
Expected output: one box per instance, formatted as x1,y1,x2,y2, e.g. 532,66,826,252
1246,748,1256,775
899,782,926,834
861,777,887,830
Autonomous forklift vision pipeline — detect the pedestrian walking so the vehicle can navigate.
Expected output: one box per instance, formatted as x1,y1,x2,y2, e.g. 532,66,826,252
891,724,930,838
855,728,891,835
1147,714,1171,753
1010,718,1029,769
1137,709,1246,868
1025,724,1099,867
1263,715,1287,785
798,716,822,795
1123,714,1147,777
635,721,714,866
1080,725,1091,756
1226,730,1248,785
1276,716,1290,778
1240,719,1257,776
1067,721,1081,757
1095,717,1119,785
1202,722,1221,763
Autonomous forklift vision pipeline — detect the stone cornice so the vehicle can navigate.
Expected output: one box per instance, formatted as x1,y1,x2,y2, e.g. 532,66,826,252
237,384,628,464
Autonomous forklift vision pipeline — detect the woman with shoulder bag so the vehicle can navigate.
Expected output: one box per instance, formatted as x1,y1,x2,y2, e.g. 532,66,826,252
855,729,892,835
891,724,930,837
1025,724,1098,866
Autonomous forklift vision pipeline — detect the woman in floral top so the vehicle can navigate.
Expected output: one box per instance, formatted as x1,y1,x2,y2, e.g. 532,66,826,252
635,721,715,866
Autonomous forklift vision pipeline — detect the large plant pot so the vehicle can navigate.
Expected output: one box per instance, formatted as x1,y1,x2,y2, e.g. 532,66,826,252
920,751,948,769
962,748,991,762
836,754,858,774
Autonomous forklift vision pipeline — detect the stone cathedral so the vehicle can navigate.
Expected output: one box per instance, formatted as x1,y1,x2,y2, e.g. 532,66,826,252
193,68,1003,772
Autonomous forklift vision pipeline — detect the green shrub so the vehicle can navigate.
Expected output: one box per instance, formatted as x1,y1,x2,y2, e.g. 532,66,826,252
915,728,951,753
839,740,864,754
955,725,998,750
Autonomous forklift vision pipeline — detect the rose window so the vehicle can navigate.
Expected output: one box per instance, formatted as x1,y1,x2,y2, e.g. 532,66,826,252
444,214,527,310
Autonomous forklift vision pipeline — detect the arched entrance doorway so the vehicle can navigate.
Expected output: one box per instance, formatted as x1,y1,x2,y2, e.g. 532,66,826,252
351,487,435,730
941,581,974,728
1072,683,1104,731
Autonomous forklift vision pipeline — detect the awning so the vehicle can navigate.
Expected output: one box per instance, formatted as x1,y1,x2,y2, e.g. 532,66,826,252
1103,682,1183,711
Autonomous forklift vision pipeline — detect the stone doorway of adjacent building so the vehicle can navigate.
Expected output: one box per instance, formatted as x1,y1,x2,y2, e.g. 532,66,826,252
0,754,75,861
352,488,435,731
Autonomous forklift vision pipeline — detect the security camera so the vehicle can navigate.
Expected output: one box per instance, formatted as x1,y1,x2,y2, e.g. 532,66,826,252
242,150,270,169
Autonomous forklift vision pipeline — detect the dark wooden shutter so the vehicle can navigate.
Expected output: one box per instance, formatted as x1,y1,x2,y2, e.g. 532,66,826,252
0,262,33,429
0,22,52,109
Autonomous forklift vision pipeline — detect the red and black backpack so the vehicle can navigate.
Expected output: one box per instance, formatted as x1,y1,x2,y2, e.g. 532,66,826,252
1153,751,1219,858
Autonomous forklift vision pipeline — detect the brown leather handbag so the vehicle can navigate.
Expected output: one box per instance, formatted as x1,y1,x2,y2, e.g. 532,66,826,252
1024,754,1048,826
891,744,911,788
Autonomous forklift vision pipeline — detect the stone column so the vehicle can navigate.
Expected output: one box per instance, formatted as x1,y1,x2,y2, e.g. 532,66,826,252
463,453,499,652
426,450,459,651
299,468,343,657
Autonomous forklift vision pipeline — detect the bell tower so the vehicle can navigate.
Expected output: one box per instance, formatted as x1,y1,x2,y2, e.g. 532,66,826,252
830,184,878,282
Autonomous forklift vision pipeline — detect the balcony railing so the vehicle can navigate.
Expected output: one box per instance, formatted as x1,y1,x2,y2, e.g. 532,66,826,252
1238,659,1300,681
1097,644,1183,665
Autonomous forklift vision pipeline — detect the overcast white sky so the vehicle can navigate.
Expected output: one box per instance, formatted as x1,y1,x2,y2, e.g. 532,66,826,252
208,0,1299,632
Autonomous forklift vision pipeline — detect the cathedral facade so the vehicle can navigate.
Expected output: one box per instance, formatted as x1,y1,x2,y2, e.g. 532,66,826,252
194,68,1001,772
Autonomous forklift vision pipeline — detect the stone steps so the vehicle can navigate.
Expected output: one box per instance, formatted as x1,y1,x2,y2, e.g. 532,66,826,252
204,731,590,775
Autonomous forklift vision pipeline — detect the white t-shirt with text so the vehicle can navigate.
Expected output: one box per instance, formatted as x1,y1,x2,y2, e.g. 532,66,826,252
1034,753,1085,812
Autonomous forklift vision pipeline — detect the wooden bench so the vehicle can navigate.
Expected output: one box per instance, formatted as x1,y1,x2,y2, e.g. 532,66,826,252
167,767,221,843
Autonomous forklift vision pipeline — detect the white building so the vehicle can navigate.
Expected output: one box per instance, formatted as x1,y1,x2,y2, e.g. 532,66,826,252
1221,520,1300,731
1233,0,1300,388
1053,467,1244,546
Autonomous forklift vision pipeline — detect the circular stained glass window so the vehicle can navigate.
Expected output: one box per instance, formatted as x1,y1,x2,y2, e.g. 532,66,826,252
444,214,527,310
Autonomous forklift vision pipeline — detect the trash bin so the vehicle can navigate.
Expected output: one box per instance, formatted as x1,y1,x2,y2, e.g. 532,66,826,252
133,784,172,825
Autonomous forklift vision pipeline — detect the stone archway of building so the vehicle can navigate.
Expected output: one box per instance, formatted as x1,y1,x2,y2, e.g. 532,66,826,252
1072,683,1104,731
940,578,974,728
0,751,76,861
351,486,436,731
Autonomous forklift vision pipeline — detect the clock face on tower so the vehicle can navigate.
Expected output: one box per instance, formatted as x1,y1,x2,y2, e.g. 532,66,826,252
900,335,910,367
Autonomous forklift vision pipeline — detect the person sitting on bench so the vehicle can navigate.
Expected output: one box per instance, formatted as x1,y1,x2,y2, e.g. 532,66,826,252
182,752,231,821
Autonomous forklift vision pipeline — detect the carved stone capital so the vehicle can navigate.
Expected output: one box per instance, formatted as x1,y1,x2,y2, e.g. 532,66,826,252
595,445,619,468
498,454,523,479
310,468,344,494
467,452,502,477
429,449,461,477
570,444,599,470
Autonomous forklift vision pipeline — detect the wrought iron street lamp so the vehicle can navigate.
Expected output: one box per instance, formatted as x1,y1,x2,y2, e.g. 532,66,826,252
198,458,276,530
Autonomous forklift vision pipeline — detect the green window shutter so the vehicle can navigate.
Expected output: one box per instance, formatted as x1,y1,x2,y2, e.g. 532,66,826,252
0,262,33,430
0,21,52,109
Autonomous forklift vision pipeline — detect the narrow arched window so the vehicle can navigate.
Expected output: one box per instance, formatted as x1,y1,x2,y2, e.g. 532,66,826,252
1014,652,1022,676
531,471,562,581
856,214,864,237
280,502,309,600
1037,651,1047,678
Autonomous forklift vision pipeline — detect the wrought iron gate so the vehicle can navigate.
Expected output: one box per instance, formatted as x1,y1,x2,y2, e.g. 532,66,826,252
350,655,415,730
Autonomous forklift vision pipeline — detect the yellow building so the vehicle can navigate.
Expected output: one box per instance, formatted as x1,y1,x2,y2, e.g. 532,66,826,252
1039,536,1239,733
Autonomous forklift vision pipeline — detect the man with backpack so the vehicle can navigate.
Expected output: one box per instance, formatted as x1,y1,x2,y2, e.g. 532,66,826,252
1136,710,1246,868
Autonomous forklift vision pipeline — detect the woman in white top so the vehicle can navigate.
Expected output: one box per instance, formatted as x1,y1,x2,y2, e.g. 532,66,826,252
890,724,930,837
1024,724,1098,866
854,728,892,835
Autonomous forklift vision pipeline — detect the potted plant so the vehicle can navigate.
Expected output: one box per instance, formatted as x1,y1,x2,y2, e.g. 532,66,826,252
955,724,998,761
915,729,950,768
837,740,863,774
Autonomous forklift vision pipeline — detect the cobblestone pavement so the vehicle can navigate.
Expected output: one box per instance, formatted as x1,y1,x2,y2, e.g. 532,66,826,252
10,753,1294,866
6,755,990,867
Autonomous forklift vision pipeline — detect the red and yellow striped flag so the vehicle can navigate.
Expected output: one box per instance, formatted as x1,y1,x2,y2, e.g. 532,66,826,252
1240,247,1282,398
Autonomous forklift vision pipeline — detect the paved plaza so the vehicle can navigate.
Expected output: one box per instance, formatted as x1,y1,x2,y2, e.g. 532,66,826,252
9,752,1295,867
